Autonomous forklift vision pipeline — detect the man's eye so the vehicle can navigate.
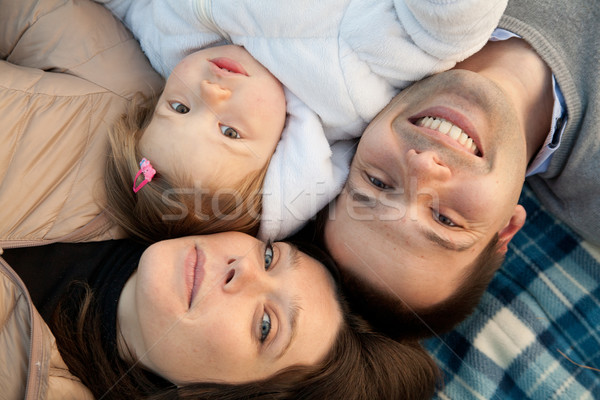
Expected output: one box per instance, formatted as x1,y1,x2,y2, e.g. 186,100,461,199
368,175,391,190
220,125,241,139
434,210,458,227
264,241,274,270
260,312,271,343
170,102,190,114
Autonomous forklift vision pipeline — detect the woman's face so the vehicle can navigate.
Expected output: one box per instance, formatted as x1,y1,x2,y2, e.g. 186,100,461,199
117,232,342,385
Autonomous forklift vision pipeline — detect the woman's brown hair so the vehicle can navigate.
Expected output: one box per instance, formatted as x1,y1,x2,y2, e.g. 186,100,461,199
104,94,267,242
51,249,440,399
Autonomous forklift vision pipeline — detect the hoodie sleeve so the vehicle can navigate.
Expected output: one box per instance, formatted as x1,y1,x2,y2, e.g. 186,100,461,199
94,0,223,77
258,90,354,241
92,0,133,20
395,0,508,62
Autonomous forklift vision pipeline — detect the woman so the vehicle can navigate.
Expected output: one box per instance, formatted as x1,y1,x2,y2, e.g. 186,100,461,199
2,232,439,399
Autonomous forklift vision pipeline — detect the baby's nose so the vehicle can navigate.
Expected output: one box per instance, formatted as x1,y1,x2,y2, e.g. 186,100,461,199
201,80,231,103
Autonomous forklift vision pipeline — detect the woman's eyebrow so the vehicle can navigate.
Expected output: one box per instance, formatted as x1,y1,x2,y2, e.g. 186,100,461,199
275,297,301,360
274,244,302,360
287,243,301,271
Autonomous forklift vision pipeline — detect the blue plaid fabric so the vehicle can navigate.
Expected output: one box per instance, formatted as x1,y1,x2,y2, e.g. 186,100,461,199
425,183,600,399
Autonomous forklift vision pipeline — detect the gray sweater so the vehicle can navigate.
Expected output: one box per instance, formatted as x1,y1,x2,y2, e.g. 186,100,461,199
499,0,600,245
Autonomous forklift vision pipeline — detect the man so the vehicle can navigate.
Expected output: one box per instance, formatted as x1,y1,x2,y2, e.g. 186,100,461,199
322,0,599,337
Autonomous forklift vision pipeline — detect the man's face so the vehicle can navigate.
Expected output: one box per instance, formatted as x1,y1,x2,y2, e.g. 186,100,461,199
325,69,528,310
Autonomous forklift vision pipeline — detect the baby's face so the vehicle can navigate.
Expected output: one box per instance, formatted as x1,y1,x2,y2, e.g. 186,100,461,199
141,45,286,191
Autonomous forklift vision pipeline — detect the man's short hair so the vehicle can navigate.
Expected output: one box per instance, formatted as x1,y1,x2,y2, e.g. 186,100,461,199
340,234,504,340
290,208,505,340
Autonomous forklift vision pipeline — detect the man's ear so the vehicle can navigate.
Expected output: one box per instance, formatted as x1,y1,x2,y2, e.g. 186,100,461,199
497,205,527,253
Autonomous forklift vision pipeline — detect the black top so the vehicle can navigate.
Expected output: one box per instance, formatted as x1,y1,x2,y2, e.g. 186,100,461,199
4,239,147,351
5,239,175,388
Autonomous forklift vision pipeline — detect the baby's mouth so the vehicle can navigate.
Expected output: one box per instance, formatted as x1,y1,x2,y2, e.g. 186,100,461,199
414,116,481,156
209,57,248,76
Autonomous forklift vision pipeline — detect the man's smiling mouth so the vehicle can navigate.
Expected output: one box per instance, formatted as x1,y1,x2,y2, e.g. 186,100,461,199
415,116,481,156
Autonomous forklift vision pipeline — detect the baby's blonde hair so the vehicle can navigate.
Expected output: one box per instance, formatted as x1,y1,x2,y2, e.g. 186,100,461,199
104,94,267,243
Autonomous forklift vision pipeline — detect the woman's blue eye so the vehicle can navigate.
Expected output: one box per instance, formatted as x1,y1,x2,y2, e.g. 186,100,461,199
220,125,240,139
369,176,391,189
260,312,271,343
259,243,274,343
264,242,274,270
170,101,190,114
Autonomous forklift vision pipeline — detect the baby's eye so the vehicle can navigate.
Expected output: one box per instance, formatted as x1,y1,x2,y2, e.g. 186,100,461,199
220,125,241,139
433,210,458,227
170,101,190,114
264,241,274,271
260,312,271,343
368,175,391,190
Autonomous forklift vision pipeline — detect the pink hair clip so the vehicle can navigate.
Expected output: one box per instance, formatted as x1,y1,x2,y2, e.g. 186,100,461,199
133,158,156,193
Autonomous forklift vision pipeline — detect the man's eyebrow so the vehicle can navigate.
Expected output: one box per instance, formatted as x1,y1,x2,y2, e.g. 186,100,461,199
420,226,474,252
346,179,380,208
348,177,474,252
275,244,302,360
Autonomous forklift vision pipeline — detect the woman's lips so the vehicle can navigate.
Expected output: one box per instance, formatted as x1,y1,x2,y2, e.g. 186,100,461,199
185,245,206,308
209,57,248,76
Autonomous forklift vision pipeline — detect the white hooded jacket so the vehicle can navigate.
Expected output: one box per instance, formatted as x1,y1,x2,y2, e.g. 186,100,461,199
96,0,507,239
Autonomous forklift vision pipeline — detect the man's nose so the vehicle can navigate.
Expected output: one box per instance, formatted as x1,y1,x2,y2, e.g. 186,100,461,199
200,80,231,104
405,149,451,185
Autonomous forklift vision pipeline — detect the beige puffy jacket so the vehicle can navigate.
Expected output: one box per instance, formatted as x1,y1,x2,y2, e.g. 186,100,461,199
0,255,94,399
0,0,163,247
0,0,162,397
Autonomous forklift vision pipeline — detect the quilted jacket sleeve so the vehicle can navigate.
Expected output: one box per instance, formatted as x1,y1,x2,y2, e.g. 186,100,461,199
0,0,163,243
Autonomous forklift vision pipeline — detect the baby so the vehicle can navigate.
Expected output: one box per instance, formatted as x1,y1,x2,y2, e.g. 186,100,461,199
105,44,287,241
97,0,508,240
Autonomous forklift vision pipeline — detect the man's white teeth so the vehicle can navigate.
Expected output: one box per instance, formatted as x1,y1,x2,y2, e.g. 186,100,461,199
416,116,480,155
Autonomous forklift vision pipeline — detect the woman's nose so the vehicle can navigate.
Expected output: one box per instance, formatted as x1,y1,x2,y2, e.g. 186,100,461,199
200,80,231,104
222,255,264,293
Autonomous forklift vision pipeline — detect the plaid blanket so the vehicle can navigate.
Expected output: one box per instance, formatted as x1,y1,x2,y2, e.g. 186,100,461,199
425,183,600,399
